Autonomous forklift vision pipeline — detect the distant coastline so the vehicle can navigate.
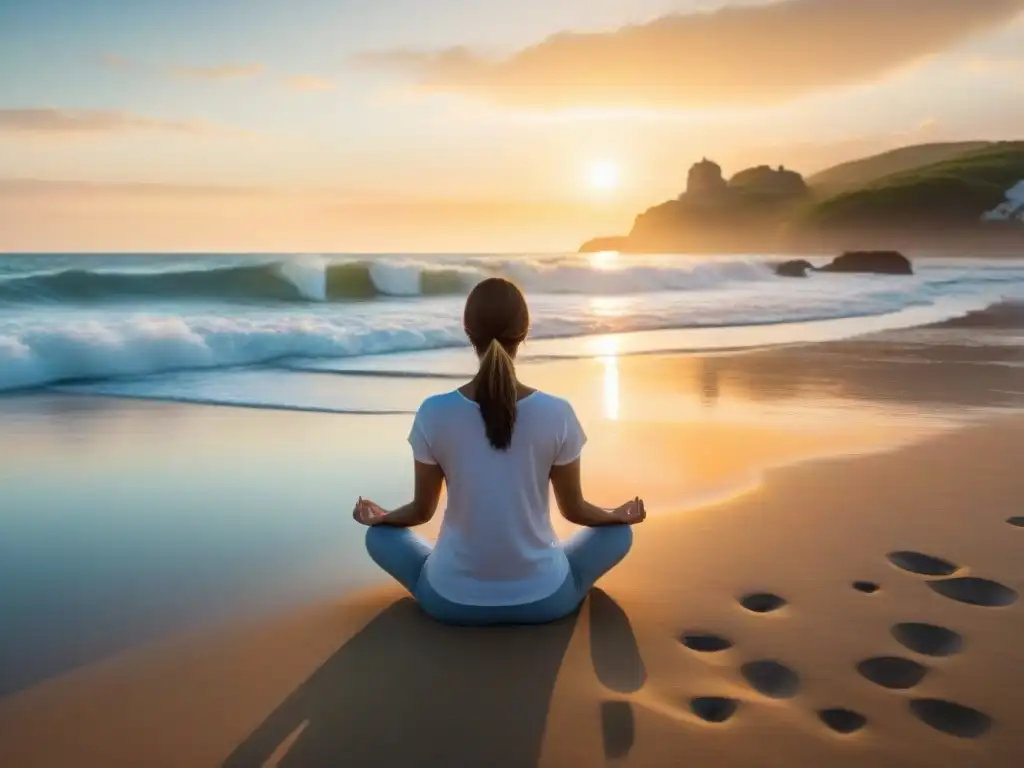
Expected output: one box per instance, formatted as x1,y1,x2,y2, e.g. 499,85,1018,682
581,142,1024,255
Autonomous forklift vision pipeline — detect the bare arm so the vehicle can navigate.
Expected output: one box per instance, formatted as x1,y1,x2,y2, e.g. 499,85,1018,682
550,459,645,527
353,461,445,528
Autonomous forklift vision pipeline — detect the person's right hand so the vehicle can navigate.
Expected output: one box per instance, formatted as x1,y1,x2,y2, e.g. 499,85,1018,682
352,497,389,527
610,497,646,525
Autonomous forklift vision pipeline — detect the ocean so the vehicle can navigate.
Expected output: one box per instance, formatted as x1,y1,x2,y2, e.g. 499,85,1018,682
1,252,1023,409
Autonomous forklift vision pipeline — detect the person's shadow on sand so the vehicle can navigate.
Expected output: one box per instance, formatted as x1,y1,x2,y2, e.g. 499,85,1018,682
223,589,643,768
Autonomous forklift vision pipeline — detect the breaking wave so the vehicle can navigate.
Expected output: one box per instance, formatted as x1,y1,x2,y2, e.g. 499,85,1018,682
1,253,1021,393
0,258,473,303
0,255,775,304
0,295,1007,393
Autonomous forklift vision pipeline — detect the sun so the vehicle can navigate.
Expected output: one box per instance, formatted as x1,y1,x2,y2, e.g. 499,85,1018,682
588,161,620,192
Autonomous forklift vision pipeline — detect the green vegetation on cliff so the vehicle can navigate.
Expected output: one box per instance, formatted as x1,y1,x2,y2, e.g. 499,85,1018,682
806,142,993,196
801,143,1024,231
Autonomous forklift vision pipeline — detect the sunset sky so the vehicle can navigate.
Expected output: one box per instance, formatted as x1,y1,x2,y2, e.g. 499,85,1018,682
2,0,1024,252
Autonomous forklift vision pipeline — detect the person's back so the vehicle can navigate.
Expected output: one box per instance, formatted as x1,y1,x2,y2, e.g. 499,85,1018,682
411,389,583,605
353,277,645,625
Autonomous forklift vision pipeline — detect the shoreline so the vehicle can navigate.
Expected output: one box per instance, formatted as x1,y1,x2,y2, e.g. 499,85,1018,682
13,297,1020,408
2,413,1022,766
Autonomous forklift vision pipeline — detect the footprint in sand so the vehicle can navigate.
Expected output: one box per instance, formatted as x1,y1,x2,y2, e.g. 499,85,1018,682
590,591,644,761
856,656,928,690
887,551,959,577
590,589,646,694
891,623,964,657
818,708,868,735
740,660,801,699
679,632,733,653
739,592,787,614
1008,516,1024,528
853,581,880,594
927,577,1018,607
910,699,992,739
690,697,739,723
600,700,635,759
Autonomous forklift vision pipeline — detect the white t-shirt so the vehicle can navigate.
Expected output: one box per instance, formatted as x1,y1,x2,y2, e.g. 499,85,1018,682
408,389,587,606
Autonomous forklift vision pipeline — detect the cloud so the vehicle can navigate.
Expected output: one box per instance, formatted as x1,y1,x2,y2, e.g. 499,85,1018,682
0,108,242,137
96,54,264,83
962,56,1024,73
172,63,264,81
285,75,336,92
729,117,946,175
356,0,1024,108
0,179,274,198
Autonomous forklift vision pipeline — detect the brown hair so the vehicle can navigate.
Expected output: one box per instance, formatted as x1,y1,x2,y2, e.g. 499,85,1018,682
463,277,530,450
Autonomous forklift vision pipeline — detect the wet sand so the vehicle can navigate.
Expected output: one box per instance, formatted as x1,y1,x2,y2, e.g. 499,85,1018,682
0,310,1022,767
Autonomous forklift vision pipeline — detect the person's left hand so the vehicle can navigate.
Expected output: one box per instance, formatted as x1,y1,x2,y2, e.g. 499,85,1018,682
610,497,646,526
352,497,389,526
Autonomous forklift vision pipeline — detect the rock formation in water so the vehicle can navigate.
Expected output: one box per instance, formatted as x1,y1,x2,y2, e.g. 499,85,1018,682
775,252,913,277
819,251,913,275
774,259,814,278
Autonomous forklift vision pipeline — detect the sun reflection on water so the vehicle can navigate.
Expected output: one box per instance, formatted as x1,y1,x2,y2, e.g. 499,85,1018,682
588,251,620,270
597,335,621,420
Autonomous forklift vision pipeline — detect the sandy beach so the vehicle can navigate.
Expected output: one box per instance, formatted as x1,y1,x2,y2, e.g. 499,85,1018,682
1,311,1022,767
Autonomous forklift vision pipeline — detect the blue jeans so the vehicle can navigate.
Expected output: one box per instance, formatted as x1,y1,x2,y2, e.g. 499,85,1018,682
365,525,633,626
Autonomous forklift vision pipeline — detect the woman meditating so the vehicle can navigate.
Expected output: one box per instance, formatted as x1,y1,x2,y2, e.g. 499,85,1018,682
353,277,645,625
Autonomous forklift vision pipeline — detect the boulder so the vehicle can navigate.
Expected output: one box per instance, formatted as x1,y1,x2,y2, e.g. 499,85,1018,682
819,251,913,275
774,259,814,278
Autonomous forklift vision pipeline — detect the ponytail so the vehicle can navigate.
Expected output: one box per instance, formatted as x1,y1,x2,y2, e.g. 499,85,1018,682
476,338,518,450
462,276,529,448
